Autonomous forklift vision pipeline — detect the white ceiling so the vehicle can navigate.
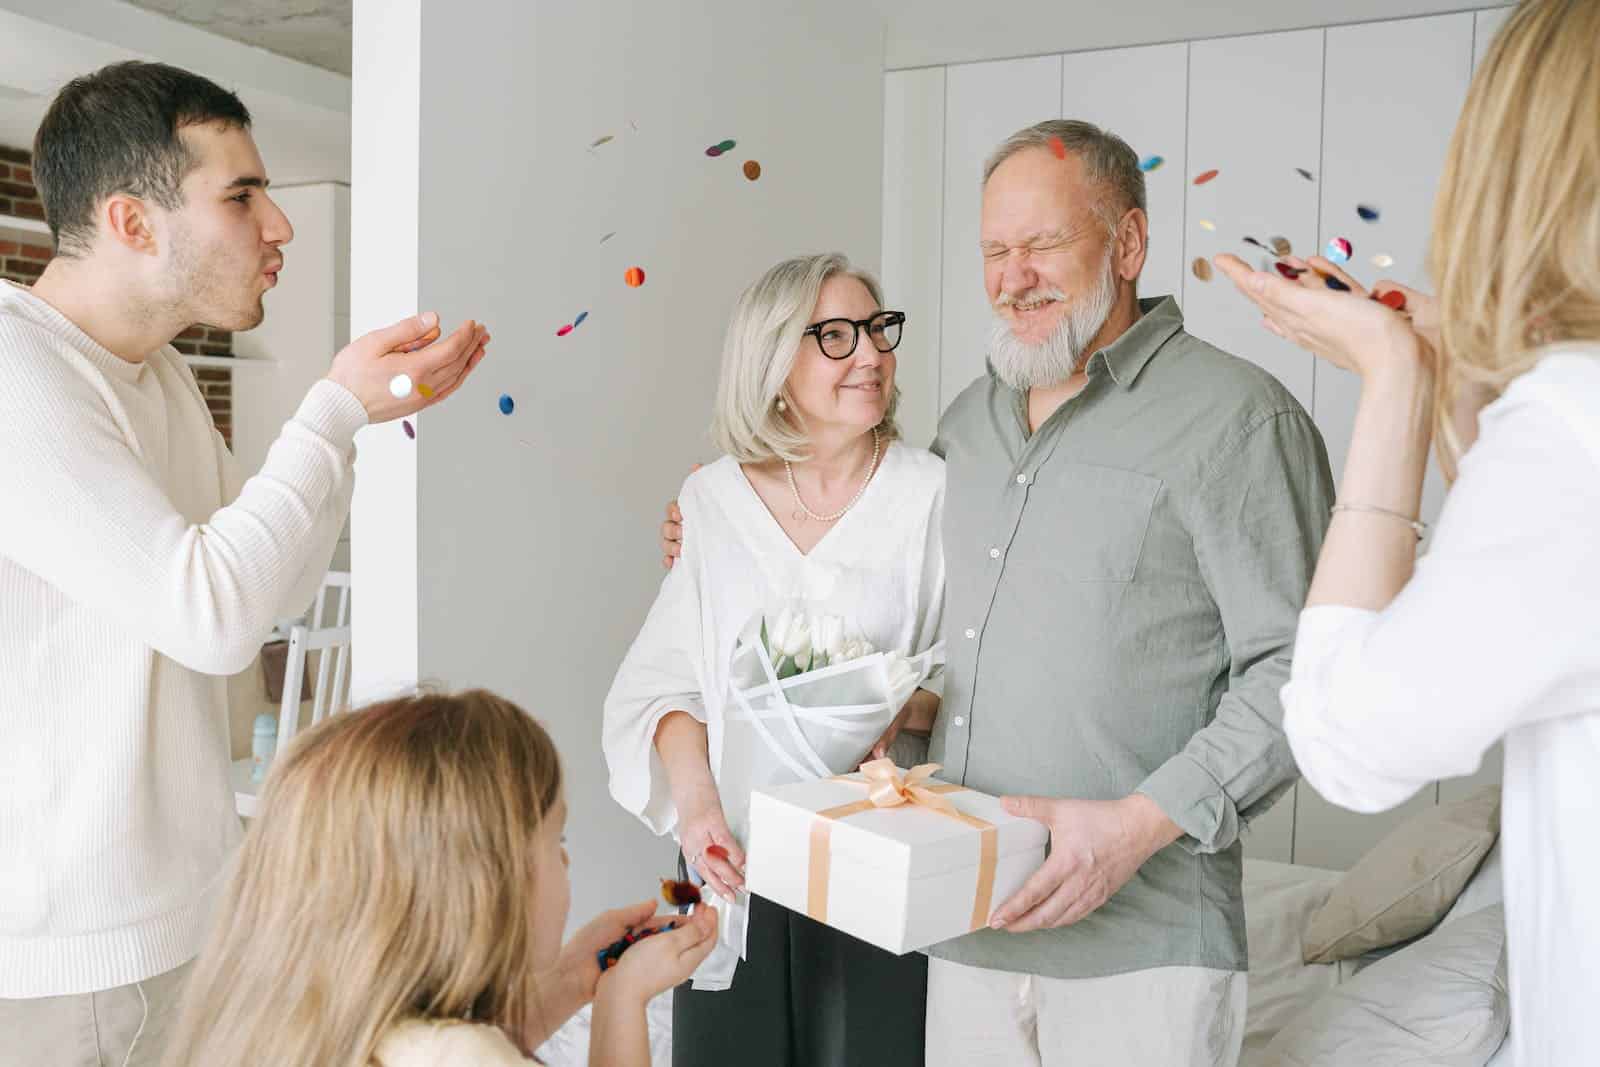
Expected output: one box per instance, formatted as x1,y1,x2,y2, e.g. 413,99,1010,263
122,0,351,75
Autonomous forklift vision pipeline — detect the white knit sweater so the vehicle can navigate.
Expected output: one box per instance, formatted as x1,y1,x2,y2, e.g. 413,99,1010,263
0,281,365,997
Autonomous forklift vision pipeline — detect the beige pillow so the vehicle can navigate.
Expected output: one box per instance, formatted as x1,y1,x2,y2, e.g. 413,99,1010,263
1301,786,1499,964
1268,903,1509,1065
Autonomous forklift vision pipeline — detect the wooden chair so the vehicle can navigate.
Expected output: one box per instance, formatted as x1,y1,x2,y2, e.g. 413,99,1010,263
232,572,352,817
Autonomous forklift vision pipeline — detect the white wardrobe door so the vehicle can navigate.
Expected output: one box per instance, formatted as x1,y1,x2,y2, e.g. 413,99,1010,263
939,55,1062,410
1060,42,1190,305
1183,28,1324,412
883,67,947,450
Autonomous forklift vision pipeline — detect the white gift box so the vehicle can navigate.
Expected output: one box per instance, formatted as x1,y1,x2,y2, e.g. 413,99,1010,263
744,762,1048,955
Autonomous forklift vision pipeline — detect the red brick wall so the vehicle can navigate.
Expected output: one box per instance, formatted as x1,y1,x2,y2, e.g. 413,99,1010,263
2,144,235,446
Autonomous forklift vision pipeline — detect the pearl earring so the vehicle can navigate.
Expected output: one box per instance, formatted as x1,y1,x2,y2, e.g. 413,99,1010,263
776,398,787,412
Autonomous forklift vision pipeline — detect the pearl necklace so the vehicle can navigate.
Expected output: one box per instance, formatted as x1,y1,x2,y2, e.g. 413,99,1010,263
785,429,881,523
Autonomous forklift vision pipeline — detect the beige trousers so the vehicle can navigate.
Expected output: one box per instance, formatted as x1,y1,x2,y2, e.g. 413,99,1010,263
926,957,1247,1067
0,962,193,1067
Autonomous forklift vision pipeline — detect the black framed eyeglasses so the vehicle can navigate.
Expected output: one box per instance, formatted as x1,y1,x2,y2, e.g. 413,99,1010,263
801,310,906,360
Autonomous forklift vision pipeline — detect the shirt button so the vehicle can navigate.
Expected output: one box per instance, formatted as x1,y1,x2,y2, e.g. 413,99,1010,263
1016,473,1028,485
988,547,1000,559
953,716,966,728
964,628,976,639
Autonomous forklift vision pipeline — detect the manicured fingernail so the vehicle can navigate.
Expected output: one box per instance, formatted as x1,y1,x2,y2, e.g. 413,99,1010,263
990,917,1006,929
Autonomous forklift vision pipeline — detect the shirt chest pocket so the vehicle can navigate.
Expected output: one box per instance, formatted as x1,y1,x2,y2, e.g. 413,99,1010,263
1006,463,1163,582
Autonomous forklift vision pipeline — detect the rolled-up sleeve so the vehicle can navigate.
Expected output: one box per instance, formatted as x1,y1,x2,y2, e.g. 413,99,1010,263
602,498,709,837
1138,410,1334,852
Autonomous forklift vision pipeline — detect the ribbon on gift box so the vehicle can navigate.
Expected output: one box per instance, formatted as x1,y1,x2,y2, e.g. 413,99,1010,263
806,758,998,931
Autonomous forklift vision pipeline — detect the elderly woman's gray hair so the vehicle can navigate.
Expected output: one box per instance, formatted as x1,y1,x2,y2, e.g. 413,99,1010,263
983,119,1147,235
711,253,901,463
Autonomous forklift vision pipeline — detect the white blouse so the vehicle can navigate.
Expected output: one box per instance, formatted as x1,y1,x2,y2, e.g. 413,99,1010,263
603,441,946,989
1281,347,1600,1066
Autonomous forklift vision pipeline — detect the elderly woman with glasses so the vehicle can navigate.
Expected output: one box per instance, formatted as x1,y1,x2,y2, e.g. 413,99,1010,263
603,253,944,1066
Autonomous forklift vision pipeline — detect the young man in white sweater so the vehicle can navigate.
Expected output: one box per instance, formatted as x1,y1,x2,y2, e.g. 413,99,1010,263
0,61,489,1066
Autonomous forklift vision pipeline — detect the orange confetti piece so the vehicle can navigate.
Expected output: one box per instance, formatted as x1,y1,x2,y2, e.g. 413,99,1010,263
624,266,646,288
1049,136,1066,160
1193,169,1219,185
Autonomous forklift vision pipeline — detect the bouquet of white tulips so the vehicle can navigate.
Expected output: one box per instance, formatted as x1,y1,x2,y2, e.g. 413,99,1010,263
718,604,944,787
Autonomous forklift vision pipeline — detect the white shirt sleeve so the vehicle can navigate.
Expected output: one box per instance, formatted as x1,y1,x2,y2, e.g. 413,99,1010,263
0,339,367,676
602,483,709,837
1282,362,1600,813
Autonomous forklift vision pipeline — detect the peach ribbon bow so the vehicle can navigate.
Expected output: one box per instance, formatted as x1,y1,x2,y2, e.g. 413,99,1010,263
806,759,999,931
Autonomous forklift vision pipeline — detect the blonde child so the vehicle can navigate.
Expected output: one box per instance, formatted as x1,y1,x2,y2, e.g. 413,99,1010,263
163,689,717,1066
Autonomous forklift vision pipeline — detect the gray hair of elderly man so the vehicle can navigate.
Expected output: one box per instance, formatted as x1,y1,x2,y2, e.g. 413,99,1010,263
982,119,1148,238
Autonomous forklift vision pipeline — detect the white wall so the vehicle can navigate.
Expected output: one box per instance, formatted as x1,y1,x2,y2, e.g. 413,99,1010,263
353,0,885,923
883,7,1513,868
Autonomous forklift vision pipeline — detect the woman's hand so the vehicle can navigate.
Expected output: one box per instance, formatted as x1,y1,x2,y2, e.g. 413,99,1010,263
1213,253,1429,385
869,688,940,761
674,783,746,902
597,903,721,1008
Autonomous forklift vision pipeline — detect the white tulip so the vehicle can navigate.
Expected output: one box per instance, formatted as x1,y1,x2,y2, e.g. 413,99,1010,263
812,614,846,667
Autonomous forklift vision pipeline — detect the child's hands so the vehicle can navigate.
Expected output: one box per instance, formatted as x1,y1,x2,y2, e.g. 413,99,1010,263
599,903,720,1007
551,899,661,1007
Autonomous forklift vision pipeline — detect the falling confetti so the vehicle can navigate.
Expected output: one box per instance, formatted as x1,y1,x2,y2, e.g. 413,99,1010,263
706,138,737,158
717,139,736,152
590,135,614,149
600,231,617,244
574,311,589,328
1199,219,1216,231
499,394,515,415
1138,155,1164,172
1191,257,1214,282
1326,237,1353,264
557,324,573,337
417,383,434,400
1371,253,1394,269
402,419,415,440
1296,168,1316,182
1375,289,1407,310
1275,262,1305,279
624,266,646,288
1270,236,1292,256
742,160,762,181
1049,136,1067,160
1356,204,1380,222
705,145,724,158
1193,169,1220,186
1243,237,1272,253
388,373,413,399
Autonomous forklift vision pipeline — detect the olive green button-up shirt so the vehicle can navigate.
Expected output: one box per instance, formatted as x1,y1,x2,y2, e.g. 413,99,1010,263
928,296,1334,979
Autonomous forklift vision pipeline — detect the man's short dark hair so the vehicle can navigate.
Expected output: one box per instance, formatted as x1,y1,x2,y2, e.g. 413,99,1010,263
33,61,252,256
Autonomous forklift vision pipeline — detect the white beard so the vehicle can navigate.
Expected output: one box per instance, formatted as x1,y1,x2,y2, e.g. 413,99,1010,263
987,248,1118,391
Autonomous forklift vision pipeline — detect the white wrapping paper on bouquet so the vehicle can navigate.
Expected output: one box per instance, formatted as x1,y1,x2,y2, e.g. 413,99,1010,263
690,614,944,991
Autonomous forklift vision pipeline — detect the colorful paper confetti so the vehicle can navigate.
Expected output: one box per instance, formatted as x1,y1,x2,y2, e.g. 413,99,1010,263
1375,289,1407,310
742,160,762,181
590,135,614,149
574,311,589,328
1371,253,1395,269
1243,237,1272,253
1191,257,1214,282
1325,275,1351,292
706,138,737,157
499,394,515,415
388,373,413,399
600,231,617,244
705,145,723,158
661,878,702,908
1199,219,1216,231
705,844,729,861
1270,236,1292,256
625,266,646,288
1193,169,1220,186
1326,237,1353,264
1138,155,1164,172
1356,204,1380,222
1275,262,1305,280
556,324,573,337
1050,136,1067,160
1296,168,1316,182
417,383,434,399
402,419,415,439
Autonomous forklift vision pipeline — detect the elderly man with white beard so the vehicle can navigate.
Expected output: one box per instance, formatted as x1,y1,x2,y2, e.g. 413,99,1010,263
916,119,1333,1066
662,119,1334,1065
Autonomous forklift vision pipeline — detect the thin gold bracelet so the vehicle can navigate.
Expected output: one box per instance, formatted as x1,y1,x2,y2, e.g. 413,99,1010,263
1331,503,1427,541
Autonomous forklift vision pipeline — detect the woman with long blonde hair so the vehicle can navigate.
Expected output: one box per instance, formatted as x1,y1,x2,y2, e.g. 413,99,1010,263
1216,0,1600,1060
163,689,717,1066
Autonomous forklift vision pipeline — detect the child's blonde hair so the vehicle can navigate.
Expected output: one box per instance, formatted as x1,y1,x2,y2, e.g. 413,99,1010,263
164,689,564,1067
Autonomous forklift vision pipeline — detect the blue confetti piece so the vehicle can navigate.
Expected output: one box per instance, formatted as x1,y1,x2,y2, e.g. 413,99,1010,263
1325,275,1350,292
574,311,588,328
499,394,515,415
1356,204,1380,222
1138,155,1164,172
